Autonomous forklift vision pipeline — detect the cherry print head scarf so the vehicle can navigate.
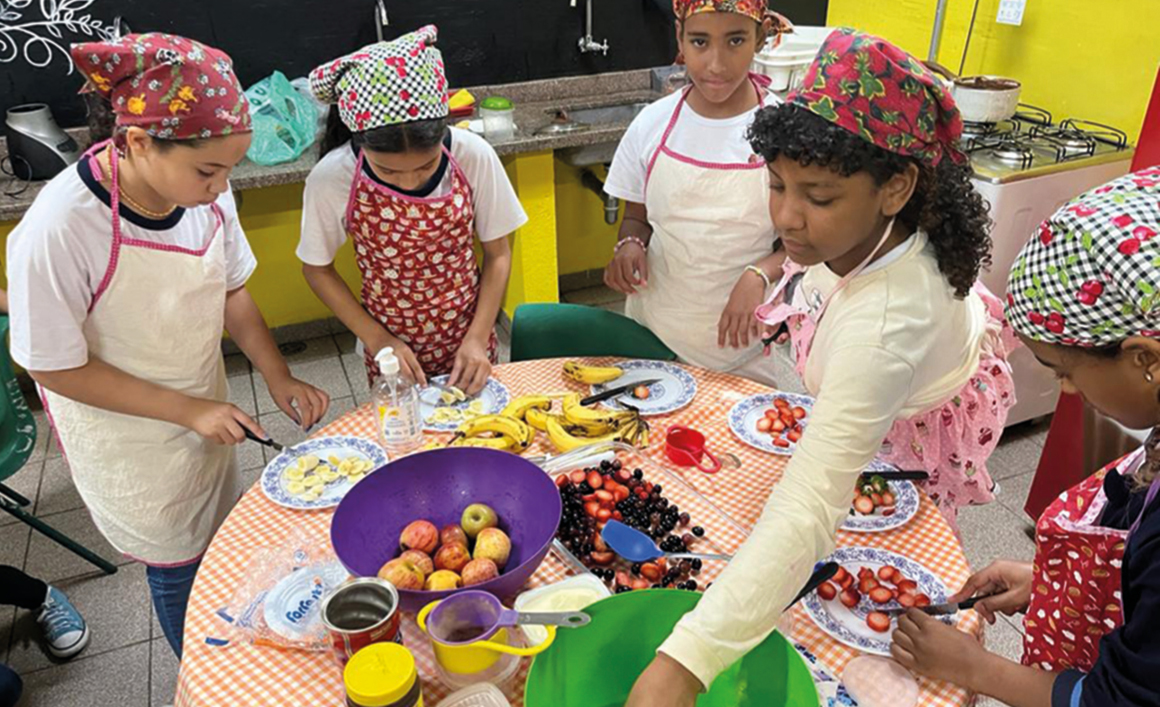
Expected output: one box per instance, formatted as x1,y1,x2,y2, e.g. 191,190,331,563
787,28,967,167
1006,167,1160,347
71,33,251,139
309,25,448,133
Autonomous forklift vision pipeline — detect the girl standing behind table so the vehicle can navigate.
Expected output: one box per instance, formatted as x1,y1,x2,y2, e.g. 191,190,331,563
298,25,527,396
6,34,329,657
602,0,791,385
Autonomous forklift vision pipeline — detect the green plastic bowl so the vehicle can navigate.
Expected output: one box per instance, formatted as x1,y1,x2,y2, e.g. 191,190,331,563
524,589,818,707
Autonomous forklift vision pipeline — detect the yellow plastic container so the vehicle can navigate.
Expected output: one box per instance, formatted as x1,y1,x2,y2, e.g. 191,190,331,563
416,600,556,676
343,642,423,707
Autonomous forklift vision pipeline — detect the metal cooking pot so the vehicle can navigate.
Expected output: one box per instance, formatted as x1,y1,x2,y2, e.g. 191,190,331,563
924,62,1022,124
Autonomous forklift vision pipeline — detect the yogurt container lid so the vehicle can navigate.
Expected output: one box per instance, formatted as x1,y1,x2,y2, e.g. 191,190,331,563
262,561,350,641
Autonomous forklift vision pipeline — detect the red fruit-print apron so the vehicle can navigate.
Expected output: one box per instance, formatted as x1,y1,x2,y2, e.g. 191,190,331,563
756,222,1018,532
1022,448,1160,672
39,141,239,566
344,146,497,386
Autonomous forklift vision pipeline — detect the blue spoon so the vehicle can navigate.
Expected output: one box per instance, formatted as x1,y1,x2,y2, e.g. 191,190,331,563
601,520,732,563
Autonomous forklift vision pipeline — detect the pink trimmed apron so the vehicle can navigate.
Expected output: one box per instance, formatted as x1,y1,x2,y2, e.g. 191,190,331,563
624,75,778,381
344,146,497,387
757,232,1019,532
39,141,239,566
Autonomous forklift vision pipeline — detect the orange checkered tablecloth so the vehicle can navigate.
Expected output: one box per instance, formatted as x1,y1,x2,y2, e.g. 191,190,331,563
175,359,982,706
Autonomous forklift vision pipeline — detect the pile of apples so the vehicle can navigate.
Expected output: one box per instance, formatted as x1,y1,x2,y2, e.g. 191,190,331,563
755,398,807,448
378,503,512,591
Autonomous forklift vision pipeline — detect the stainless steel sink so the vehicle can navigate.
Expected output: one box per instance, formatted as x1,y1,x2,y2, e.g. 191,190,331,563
554,101,652,166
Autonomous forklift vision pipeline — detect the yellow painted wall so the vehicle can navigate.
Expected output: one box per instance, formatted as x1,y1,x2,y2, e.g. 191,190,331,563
0,151,561,331
827,0,1160,141
555,162,622,275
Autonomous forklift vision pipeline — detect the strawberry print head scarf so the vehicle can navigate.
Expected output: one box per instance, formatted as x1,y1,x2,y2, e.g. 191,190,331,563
787,28,967,167
309,25,448,133
71,33,251,139
1006,167,1160,346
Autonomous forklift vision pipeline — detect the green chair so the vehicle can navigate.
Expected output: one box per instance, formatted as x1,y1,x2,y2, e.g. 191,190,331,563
510,303,677,362
0,315,117,575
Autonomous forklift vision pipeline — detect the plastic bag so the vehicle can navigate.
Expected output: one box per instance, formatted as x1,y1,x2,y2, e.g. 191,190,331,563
290,75,330,141
244,71,322,165
216,526,350,651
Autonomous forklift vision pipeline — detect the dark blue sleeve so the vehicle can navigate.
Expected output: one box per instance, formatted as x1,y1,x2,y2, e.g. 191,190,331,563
1076,511,1160,706
1051,670,1084,707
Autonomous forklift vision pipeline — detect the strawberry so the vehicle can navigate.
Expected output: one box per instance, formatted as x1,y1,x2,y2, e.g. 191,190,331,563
772,438,790,448
774,397,790,410
612,510,623,521
792,406,808,419
897,592,916,608
615,468,633,483
870,492,883,506
570,470,587,484
914,593,932,608
857,567,875,580
817,581,838,601
593,532,608,552
833,566,850,584
839,574,855,590
631,577,651,590
877,566,897,582
757,417,773,433
555,475,570,488
584,501,601,517
880,491,896,507
616,570,633,587
839,589,861,609
859,577,879,594
854,496,875,515
596,508,612,521
595,489,614,503
612,485,630,503
786,428,802,443
587,471,604,490
772,419,787,433
590,551,615,565
897,579,918,594
764,409,781,420
869,587,894,604
640,562,662,581
866,612,891,633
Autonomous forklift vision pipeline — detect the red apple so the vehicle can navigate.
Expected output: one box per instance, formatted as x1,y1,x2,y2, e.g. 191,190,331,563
378,558,425,590
399,550,434,577
399,520,439,554
441,523,469,549
461,558,499,587
424,570,462,591
461,503,499,539
473,527,512,570
434,542,472,574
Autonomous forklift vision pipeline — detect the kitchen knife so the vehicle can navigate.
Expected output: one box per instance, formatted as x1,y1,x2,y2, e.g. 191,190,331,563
580,379,661,406
884,592,1000,617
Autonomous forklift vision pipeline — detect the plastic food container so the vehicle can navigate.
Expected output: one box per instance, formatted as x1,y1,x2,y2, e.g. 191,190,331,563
514,574,611,646
480,96,515,141
439,683,512,707
541,441,749,593
751,25,833,92
343,642,423,707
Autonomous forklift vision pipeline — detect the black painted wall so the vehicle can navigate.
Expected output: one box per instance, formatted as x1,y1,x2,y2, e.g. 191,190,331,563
1,0,828,129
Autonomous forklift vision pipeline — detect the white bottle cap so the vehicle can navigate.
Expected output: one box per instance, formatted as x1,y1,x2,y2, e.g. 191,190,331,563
374,347,400,376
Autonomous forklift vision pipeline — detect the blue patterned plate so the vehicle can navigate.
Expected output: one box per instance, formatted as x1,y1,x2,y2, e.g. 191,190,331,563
260,436,388,511
727,392,814,455
794,642,859,707
802,547,951,656
419,376,511,432
841,476,920,534
590,360,697,416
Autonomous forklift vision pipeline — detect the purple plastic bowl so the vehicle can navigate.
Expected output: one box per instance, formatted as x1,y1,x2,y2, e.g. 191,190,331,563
330,448,563,614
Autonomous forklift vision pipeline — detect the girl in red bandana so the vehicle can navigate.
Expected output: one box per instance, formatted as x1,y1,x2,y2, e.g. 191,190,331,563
626,29,1015,706
6,33,329,657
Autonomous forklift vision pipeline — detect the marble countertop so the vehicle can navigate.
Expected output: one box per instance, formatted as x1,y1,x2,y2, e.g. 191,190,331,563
1,69,663,222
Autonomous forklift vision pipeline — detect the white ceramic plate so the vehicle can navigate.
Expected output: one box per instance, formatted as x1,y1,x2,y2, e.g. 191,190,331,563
419,376,511,432
260,436,387,510
589,360,697,416
802,546,951,656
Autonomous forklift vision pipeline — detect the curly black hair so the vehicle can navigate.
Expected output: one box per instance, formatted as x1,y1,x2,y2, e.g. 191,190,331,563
747,103,992,298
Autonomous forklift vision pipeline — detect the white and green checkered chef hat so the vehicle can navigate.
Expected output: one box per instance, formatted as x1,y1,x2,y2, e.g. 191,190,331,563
309,24,449,132
1006,167,1160,347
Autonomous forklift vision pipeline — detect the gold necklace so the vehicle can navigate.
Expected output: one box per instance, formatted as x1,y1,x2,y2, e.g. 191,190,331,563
99,149,177,219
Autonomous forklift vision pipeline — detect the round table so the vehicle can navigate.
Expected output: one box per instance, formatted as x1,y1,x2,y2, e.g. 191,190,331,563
174,358,981,706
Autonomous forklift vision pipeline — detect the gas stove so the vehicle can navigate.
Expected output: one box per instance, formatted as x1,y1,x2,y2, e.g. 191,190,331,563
964,105,1133,184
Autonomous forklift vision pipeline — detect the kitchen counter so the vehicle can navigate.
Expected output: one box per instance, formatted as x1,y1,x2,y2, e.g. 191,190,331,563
0,69,662,222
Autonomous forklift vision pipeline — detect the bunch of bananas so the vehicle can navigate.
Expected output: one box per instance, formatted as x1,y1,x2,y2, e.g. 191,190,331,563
448,414,534,453
563,361,623,385
541,393,649,452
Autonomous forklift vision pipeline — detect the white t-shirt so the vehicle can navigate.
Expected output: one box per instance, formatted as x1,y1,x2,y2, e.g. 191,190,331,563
6,159,256,372
297,127,528,266
604,89,780,204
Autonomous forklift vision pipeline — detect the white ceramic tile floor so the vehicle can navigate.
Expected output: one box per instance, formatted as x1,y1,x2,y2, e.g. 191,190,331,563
3,323,1055,706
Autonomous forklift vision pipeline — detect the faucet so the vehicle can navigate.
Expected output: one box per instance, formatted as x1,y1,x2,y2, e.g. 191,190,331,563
374,0,389,42
577,0,609,55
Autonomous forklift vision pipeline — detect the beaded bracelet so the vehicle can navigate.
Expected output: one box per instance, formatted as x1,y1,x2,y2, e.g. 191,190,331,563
614,236,648,254
745,264,771,289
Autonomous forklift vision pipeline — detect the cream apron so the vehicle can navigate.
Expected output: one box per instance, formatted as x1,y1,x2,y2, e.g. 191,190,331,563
40,144,238,566
625,77,777,382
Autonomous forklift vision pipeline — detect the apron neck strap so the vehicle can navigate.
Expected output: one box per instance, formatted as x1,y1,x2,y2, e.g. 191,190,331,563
811,216,896,322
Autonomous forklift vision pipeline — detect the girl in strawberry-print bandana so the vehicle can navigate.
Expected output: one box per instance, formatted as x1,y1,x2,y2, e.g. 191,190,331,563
7,33,329,658
894,168,1160,707
299,25,527,396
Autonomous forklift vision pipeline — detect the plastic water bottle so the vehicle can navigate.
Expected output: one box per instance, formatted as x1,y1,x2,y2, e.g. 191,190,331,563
372,347,423,455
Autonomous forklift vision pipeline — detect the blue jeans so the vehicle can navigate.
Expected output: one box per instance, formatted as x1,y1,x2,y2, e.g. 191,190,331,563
0,663,21,707
146,560,201,658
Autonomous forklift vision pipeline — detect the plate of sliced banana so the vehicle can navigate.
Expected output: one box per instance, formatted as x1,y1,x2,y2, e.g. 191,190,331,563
260,436,387,510
576,360,697,417
420,375,511,432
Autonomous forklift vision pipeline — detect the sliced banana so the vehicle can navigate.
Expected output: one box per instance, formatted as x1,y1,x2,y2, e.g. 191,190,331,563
287,481,306,495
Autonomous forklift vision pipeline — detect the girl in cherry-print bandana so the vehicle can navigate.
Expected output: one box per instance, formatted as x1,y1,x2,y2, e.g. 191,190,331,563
299,25,527,396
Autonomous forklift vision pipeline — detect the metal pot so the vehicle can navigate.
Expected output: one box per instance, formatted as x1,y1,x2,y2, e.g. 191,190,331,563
924,62,1022,124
